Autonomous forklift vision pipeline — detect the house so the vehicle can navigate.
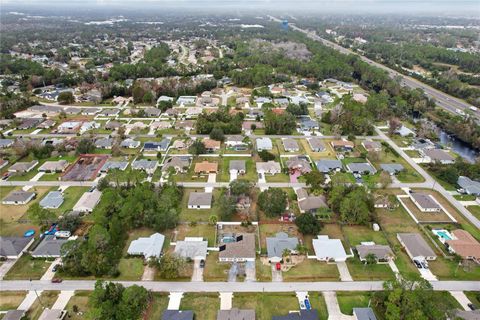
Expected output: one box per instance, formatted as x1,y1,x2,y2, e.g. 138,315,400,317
272,310,319,320
307,137,326,152
256,161,281,175
203,138,221,152
162,310,194,320
410,192,441,212
225,136,247,151
177,96,197,106
395,125,416,137
162,157,191,173
242,121,263,133
37,119,56,129
194,161,218,174
131,159,159,175
38,309,67,320
144,107,162,117
120,138,141,149
172,140,189,150
105,120,122,130
2,190,36,205
330,140,354,152
445,229,480,263
312,235,348,262
157,95,174,104
362,141,382,152
256,138,273,151
18,118,42,130
82,107,102,116
217,309,256,320
457,176,480,196
38,160,69,173
185,107,203,117
397,233,437,261
295,188,328,214
95,138,113,149
315,160,342,173
31,235,69,258
100,161,129,173
73,189,102,213
174,238,208,260
127,233,165,260
299,117,319,132
98,108,120,117
151,121,172,131
0,236,34,259
353,93,368,104
219,233,255,262
39,191,64,209
266,232,299,263
188,192,212,209
255,97,272,107
355,244,394,263
8,160,38,173
176,120,195,131
144,139,170,152
0,139,14,148
346,162,377,175
230,160,246,175
286,157,312,174
57,121,82,134
282,138,300,152
423,149,455,164
380,163,405,176
353,308,377,320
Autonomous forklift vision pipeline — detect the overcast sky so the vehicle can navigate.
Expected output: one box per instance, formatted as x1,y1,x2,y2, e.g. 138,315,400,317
2,0,479,16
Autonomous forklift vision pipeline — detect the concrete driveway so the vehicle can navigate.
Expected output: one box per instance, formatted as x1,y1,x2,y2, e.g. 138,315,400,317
323,291,355,320
229,171,238,182
450,291,473,310
245,261,256,282
52,291,74,310
228,263,238,282
290,171,301,183
419,268,438,281
336,262,353,282
40,258,60,281
167,292,184,310
191,259,204,282
0,259,17,280
271,264,283,282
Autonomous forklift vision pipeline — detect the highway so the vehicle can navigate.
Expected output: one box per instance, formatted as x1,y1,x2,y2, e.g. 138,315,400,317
1,280,479,293
268,16,476,119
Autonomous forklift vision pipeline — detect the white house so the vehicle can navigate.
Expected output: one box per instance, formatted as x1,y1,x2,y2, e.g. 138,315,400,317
312,235,348,262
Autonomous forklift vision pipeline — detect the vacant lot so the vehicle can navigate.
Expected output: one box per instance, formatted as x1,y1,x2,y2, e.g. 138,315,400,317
233,292,301,320
181,293,220,320
346,258,395,281
283,259,340,282
0,291,26,311
145,293,169,320
65,291,90,320
337,291,373,315
4,254,53,280
203,252,230,282
176,224,216,247
342,225,389,247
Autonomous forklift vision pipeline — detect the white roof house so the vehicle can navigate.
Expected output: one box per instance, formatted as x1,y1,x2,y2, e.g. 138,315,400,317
127,233,165,260
312,235,348,262
73,189,102,213
174,238,208,260
256,138,273,151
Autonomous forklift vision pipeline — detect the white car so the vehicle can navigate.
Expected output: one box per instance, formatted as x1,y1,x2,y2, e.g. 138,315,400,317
470,106,478,112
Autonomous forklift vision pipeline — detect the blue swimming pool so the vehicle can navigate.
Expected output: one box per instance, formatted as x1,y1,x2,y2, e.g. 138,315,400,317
436,231,452,240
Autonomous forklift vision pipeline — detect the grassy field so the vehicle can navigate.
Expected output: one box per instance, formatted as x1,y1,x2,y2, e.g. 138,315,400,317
65,291,90,320
176,224,216,246
233,293,301,320
0,291,27,311
117,257,144,280
203,252,230,282
256,259,272,282
467,206,480,220
283,259,340,281
465,291,480,308
4,254,53,280
308,292,329,320
342,225,389,246
336,291,373,315
346,258,395,281
145,293,169,320
264,173,290,183
180,293,220,320
428,256,480,281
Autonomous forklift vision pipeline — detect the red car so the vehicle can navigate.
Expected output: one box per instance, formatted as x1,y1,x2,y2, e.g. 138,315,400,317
51,278,63,283
275,262,281,271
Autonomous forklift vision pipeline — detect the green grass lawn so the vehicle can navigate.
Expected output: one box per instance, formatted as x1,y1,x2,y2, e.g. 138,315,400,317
180,293,220,320
0,291,27,311
146,293,169,320
65,291,90,320
308,292,329,320
203,252,230,282
464,291,480,308
52,186,90,215
467,206,480,220
342,225,389,246
177,224,216,247
4,254,53,280
453,194,477,201
256,260,272,282
346,258,395,281
233,293,301,320
336,292,373,315
283,259,340,281
26,290,59,320
180,188,222,222
428,256,480,281
264,173,290,183
218,157,257,182
117,257,144,280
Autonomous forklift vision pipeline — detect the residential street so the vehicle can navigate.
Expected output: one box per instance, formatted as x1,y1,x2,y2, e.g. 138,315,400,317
1,280,478,292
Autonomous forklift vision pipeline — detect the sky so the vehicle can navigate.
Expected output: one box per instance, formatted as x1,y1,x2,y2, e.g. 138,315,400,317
1,0,479,16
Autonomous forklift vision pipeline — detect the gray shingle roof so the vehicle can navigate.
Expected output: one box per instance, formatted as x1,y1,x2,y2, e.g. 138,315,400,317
316,160,342,173
347,162,376,174
266,232,299,259
162,310,194,320
2,190,35,204
0,237,33,257
230,160,246,172
174,240,208,260
188,192,212,207
353,308,378,320
31,235,69,257
380,163,404,174
217,309,256,320
39,191,64,209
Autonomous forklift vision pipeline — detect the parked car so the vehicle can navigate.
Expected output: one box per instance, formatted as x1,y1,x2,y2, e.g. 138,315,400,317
468,303,476,311
51,278,63,283
421,261,429,269
52,264,59,272
276,262,281,271
199,259,205,268
413,260,422,268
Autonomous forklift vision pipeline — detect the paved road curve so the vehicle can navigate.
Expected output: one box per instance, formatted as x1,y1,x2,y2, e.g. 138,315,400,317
1,280,479,293
268,16,477,119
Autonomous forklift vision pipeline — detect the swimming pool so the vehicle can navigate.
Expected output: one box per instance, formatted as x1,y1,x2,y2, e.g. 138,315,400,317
433,229,453,241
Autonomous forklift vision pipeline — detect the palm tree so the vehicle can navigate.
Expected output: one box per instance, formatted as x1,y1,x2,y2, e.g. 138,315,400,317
282,248,291,264
453,253,463,277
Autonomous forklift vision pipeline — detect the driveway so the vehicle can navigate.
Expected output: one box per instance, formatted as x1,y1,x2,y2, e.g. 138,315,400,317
40,258,60,281
387,260,401,280
323,291,355,320
449,291,473,310
229,171,238,182
18,291,42,311
0,259,17,280
336,262,353,282
290,171,301,183
52,291,74,310
245,261,256,282
167,292,183,310
228,263,238,282
219,292,233,310
142,265,155,281
419,268,438,281
258,173,266,184
191,259,204,282
271,264,283,282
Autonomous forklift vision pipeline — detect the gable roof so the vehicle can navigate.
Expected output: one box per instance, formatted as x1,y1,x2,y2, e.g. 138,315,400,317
380,163,405,174
230,160,246,171
347,162,377,174
2,190,35,203
219,233,255,260
457,176,480,195
39,191,64,209
162,310,194,320
424,149,455,162
397,233,436,259
0,236,33,257
127,233,165,259
174,239,208,260
31,235,69,257
194,161,218,173
355,244,394,261
312,235,347,260
353,308,378,320
272,310,319,320
446,229,480,260
188,192,212,207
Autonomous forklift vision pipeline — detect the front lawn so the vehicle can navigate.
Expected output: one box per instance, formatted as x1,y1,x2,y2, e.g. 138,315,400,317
203,252,230,282
25,291,59,319
65,291,90,320
4,254,53,280
145,293,169,320
346,258,395,281
255,259,272,282
337,292,372,315
233,293,300,320
117,257,144,280
0,291,26,311
283,259,339,282
180,293,220,320
428,256,480,281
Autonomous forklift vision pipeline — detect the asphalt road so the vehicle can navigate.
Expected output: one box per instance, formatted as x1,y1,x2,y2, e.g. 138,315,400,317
1,280,479,292
268,16,476,119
